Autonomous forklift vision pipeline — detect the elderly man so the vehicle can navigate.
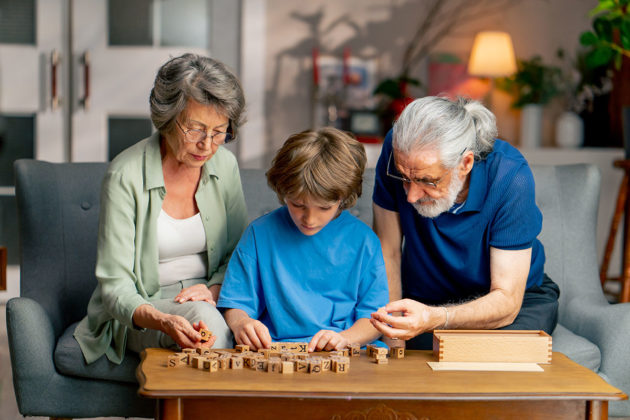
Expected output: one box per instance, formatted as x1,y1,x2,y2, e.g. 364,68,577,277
370,96,559,349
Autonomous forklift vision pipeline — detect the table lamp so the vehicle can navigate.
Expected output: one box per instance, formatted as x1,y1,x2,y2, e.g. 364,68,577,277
468,31,517,109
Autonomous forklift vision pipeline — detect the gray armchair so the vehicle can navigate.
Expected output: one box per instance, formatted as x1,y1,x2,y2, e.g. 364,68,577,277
532,164,630,417
7,160,630,418
7,160,154,418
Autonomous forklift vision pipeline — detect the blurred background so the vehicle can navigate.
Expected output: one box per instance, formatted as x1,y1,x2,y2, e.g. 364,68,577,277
0,0,628,302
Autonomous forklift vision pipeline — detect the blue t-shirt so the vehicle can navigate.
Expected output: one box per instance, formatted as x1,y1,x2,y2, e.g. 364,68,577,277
373,130,545,304
217,206,389,342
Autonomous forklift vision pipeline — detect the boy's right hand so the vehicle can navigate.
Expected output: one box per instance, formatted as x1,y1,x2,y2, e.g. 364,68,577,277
232,317,272,350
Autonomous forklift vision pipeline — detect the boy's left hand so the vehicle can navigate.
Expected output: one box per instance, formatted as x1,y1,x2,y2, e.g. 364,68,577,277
308,330,348,352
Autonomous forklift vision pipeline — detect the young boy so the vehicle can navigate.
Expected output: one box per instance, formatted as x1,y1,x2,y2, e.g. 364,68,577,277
217,127,388,352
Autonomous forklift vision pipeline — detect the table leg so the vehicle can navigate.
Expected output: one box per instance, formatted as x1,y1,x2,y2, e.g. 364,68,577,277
158,398,183,420
587,400,608,420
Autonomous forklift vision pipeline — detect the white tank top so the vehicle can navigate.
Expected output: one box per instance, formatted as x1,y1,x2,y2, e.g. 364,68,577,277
157,209,208,287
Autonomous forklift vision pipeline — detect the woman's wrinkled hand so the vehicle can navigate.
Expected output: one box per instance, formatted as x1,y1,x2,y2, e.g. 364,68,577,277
174,283,220,305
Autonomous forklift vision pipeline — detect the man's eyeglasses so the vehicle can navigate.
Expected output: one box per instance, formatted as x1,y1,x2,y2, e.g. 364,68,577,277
386,151,452,189
175,120,236,145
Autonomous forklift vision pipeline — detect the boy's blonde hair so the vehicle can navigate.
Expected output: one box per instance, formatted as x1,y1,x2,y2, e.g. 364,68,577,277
266,127,367,210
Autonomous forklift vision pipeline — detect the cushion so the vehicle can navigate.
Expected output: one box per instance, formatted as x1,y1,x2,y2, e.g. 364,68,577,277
552,323,601,372
54,322,140,384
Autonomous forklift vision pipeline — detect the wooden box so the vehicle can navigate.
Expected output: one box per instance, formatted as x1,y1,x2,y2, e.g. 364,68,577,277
433,330,552,364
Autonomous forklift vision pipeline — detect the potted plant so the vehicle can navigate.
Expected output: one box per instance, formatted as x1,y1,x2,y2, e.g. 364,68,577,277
497,56,563,148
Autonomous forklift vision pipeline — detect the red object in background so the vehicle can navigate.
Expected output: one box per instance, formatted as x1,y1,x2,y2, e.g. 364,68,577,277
356,135,383,144
389,79,414,119
390,97,414,118
312,47,319,87
428,61,488,100
343,47,351,85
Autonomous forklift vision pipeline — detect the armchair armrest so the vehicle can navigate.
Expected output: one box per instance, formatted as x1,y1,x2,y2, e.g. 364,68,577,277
6,297,58,412
562,298,630,416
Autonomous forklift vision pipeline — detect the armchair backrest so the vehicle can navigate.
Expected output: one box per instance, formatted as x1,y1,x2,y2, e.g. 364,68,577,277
14,159,107,336
530,164,607,315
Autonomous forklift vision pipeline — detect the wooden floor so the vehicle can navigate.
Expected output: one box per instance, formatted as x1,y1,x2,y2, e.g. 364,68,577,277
0,303,147,420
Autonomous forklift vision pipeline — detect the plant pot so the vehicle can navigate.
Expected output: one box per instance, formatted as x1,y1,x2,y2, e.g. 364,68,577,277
520,104,543,149
555,111,583,148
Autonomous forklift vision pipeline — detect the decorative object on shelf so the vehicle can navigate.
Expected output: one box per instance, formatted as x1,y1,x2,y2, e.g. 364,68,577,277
555,111,584,148
346,110,382,144
497,56,562,148
467,31,517,110
520,104,544,149
311,51,378,130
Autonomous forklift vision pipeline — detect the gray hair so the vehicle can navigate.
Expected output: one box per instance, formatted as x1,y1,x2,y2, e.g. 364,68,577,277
150,53,246,137
393,96,497,168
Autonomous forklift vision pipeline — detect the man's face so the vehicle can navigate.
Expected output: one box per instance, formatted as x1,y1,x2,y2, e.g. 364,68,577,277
392,148,469,218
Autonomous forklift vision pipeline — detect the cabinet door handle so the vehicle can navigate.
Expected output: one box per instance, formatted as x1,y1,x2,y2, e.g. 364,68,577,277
50,49,60,110
80,51,90,109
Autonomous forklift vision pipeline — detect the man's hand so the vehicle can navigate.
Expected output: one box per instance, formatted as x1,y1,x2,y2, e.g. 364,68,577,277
370,299,445,340
174,284,220,305
308,330,348,352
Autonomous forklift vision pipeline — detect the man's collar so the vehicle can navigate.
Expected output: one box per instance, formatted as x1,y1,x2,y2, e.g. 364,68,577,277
457,162,485,212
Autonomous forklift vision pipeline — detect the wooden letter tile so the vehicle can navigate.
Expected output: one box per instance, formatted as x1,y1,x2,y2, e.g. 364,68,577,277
281,361,294,374
199,329,213,342
235,344,250,353
389,347,405,359
230,357,243,369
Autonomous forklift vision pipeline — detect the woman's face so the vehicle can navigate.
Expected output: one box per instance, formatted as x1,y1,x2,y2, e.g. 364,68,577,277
163,100,230,168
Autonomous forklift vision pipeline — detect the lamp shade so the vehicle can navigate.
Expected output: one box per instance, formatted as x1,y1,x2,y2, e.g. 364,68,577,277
468,31,517,78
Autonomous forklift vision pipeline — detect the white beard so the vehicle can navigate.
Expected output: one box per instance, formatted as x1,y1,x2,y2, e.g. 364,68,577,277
411,173,466,218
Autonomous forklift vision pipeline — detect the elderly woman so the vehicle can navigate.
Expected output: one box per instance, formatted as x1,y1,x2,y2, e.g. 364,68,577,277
74,53,248,365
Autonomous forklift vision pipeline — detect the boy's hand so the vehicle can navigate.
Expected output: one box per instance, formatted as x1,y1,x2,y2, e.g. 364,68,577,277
232,317,272,351
308,330,348,352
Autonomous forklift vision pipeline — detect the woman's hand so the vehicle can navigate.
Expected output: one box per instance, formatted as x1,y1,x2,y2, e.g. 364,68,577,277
231,316,272,351
370,299,444,341
174,283,220,305
161,315,216,349
308,330,348,352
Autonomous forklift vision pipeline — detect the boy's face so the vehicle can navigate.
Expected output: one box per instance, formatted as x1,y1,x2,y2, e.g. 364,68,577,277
285,195,342,236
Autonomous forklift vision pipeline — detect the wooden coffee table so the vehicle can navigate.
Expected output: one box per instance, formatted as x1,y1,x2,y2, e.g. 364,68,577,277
137,348,626,420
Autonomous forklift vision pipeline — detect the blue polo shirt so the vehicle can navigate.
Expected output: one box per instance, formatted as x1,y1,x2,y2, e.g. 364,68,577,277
373,130,545,304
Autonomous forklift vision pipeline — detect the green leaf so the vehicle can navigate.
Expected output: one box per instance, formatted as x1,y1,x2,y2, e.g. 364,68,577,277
589,0,616,17
580,31,599,46
586,46,615,68
373,79,402,98
593,17,613,42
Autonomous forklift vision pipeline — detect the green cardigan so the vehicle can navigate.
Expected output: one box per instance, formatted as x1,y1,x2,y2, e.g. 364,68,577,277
74,133,248,364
